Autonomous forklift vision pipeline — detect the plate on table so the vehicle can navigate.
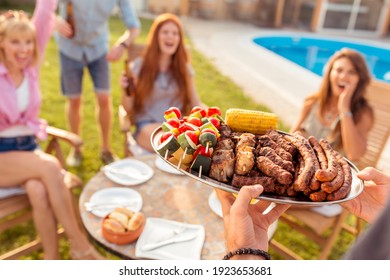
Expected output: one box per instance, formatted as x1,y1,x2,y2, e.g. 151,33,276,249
87,187,143,218
103,158,154,186
135,218,205,260
154,156,183,175
208,191,223,218
151,127,364,206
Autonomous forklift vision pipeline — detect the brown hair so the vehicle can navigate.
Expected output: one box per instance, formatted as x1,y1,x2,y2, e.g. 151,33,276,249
308,48,373,129
0,10,39,66
134,13,192,115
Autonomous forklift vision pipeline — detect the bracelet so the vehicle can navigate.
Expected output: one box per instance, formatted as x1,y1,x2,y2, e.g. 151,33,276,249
223,248,271,260
120,42,129,50
340,111,353,120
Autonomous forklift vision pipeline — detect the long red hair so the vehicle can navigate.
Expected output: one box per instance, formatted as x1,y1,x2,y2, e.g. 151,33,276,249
134,13,191,114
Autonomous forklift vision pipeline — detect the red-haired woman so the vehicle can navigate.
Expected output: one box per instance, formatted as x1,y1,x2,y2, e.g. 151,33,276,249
121,13,202,152
291,48,374,161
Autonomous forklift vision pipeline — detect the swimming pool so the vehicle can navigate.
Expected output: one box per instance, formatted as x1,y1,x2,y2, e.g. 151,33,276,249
253,35,390,83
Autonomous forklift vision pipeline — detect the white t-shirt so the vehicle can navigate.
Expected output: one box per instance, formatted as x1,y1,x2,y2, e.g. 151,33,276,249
0,77,35,137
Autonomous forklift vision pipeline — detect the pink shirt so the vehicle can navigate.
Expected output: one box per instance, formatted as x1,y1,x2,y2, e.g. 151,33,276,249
0,0,57,140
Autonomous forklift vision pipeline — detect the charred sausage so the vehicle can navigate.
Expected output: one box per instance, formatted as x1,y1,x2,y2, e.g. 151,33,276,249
284,133,317,191
257,135,293,162
259,146,294,173
327,153,352,201
321,157,344,193
256,156,293,185
231,174,275,193
267,129,297,156
309,190,328,202
315,139,338,182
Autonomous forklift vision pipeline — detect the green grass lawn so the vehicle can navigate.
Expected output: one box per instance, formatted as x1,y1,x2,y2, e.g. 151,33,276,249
0,13,358,260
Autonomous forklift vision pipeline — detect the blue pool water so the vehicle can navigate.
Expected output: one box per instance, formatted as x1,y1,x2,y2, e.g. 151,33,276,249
253,35,390,83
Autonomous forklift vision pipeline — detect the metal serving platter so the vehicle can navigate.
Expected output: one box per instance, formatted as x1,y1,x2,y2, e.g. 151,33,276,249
150,127,364,206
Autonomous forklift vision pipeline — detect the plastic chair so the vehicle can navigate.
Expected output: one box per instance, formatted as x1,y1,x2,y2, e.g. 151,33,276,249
269,80,390,259
0,126,83,260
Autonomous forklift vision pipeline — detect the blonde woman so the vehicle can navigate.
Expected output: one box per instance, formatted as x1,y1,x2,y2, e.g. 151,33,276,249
0,0,103,260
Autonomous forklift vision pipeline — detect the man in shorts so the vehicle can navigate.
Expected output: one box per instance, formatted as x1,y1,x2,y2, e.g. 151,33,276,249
55,0,140,166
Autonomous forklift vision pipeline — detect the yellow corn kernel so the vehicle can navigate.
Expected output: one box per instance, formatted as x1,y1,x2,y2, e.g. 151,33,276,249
225,108,278,134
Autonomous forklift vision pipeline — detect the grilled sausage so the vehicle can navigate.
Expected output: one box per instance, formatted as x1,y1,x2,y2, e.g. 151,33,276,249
309,190,328,202
309,136,328,170
259,146,294,173
256,156,293,185
327,153,352,201
231,174,275,193
267,129,297,156
321,158,344,193
284,133,317,191
308,136,328,191
274,184,289,196
315,139,338,182
286,185,297,197
257,135,293,162
291,154,306,192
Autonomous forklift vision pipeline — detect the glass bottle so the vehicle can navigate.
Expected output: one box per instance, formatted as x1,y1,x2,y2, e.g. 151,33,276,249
66,1,75,38
124,59,136,96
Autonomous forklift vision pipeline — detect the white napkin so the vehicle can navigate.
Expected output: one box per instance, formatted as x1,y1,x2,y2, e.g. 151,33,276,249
135,218,205,260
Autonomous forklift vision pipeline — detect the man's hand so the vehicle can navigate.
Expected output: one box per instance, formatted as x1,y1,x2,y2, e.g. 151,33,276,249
106,44,125,62
216,185,289,256
55,16,74,38
341,167,390,223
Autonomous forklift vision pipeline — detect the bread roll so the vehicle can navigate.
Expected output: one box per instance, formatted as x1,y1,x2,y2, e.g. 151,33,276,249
103,218,125,233
114,207,134,218
126,212,145,231
108,211,128,228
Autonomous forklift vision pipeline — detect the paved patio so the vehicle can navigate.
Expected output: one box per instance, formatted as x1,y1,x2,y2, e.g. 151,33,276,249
182,16,390,174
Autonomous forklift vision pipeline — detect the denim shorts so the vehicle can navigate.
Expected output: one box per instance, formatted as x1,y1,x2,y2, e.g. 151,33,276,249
0,135,38,153
60,52,110,97
134,120,155,139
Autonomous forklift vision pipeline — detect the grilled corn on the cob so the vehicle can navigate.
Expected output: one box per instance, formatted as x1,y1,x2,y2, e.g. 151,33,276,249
225,108,278,134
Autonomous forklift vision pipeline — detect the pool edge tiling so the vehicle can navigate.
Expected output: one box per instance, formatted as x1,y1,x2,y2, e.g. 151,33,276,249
253,34,390,83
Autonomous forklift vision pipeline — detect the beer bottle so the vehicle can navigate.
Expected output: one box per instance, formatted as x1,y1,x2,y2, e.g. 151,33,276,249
66,1,75,38
124,59,136,96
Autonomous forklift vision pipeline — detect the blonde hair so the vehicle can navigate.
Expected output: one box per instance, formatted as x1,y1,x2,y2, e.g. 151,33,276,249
0,11,39,65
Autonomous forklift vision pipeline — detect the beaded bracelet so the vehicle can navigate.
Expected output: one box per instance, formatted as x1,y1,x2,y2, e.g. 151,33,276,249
223,248,271,260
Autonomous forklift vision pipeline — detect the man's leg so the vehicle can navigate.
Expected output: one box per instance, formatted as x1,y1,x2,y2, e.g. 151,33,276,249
59,52,84,166
96,94,112,153
66,97,82,142
88,54,118,164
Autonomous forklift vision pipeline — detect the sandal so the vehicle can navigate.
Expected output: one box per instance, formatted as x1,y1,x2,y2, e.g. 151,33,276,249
100,151,119,165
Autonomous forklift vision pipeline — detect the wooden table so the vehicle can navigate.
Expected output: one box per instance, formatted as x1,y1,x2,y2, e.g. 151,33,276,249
79,154,226,260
